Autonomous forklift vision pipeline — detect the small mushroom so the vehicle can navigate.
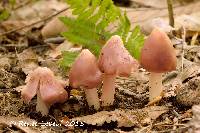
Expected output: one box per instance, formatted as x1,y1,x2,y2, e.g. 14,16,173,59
140,28,177,103
21,67,68,115
69,49,102,110
98,35,138,106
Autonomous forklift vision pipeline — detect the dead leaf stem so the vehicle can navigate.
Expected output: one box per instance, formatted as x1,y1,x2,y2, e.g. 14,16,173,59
167,0,174,27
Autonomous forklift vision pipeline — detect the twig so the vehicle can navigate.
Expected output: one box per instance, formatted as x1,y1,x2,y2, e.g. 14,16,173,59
181,27,186,72
44,37,65,44
190,32,198,45
153,122,188,133
167,0,174,27
157,126,188,133
172,109,181,118
154,123,186,127
0,7,70,37
130,0,181,9
0,79,11,88
130,0,155,8
137,124,152,133
13,0,32,10
0,88,17,92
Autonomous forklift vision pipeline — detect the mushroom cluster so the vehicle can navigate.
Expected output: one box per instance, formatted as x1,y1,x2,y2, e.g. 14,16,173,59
69,31,176,107
21,67,68,115
69,35,138,108
21,30,177,114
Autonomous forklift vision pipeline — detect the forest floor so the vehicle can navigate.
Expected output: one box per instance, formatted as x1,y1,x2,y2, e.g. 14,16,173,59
1,0,200,132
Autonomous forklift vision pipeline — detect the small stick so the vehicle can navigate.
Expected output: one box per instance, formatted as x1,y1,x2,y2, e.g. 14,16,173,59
190,32,198,45
181,27,186,72
0,7,70,36
167,0,174,27
13,0,32,10
0,78,11,88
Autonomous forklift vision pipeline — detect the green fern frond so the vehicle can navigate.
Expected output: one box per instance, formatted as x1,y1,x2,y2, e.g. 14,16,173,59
0,9,10,22
59,0,145,69
58,51,79,70
113,12,130,42
125,26,145,60
60,17,103,55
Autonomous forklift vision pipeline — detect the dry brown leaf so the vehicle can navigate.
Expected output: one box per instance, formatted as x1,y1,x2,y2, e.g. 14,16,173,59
125,1,200,26
141,18,174,35
40,59,63,78
176,15,200,31
176,76,200,106
1,20,30,32
49,40,74,59
0,57,11,70
175,14,200,37
0,116,38,133
163,59,200,99
38,1,200,39
11,0,67,21
181,63,200,82
189,105,200,132
59,116,74,130
130,0,179,8
164,78,181,98
174,61,200,106
41,1,200,39
17,48,39,74
184,46,200,64
71,106,168,128
41,12,68,38
41,9,73,38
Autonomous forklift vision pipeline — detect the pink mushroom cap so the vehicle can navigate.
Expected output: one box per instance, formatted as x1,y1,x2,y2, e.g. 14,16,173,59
21,67,68,106
69,49,102,89
98,35,138,77
140,28,177,73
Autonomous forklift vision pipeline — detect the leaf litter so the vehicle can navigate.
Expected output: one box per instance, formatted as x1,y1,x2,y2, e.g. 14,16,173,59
71,106,168,128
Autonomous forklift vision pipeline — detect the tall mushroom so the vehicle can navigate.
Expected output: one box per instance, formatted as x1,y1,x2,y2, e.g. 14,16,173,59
21,67,68,115
69,49,102,110
98,35,138,106
140,28,177,102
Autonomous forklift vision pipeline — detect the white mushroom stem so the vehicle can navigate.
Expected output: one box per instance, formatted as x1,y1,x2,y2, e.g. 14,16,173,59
84,88,100,110
149,72,163,101
101,74,116,106
36,90,49,116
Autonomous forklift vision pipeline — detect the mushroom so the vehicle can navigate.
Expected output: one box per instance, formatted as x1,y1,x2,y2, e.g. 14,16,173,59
21,67,68,115
98,35,138,106
140,28,177,103
69,49,102,110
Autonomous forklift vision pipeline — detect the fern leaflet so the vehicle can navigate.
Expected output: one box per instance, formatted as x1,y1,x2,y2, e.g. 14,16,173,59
59,0,144,69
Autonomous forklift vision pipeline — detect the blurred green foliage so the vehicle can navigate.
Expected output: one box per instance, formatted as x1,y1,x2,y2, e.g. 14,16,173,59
59,0,144,69
0,0,16,22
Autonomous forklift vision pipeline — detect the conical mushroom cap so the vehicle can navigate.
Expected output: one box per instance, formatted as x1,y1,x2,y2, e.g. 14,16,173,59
21,70,40,103
38,67,68,106
21,67,68,105
98,35,138,77
69,49,102,89
140,28,177,73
